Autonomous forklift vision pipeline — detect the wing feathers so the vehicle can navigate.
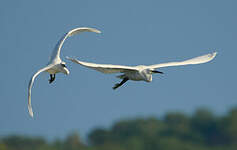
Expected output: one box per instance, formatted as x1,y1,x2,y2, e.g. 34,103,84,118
66,57,137,73
148,52,217,69
50,27,101,63
28,65,52,117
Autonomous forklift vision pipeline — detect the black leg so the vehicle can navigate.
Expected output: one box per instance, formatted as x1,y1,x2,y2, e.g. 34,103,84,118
49,74,56,84
113,77,129,90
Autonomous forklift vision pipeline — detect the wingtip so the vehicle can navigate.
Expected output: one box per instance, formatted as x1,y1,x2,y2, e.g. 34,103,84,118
213,51,217,55
28,107,34,118
30,113,34,118
87,27,101,34
214,51,217,56
210,52,217,59
93,29,101,34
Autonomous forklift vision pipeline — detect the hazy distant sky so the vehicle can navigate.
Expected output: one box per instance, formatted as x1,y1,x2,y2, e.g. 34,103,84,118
0,0,236,139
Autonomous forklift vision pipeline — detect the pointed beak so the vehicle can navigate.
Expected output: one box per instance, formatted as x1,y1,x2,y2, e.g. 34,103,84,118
152,70,163,74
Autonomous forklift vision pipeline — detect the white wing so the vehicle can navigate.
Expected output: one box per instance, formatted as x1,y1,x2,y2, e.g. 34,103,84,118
66,57,138,73
28,65,52,117
148,52,217,69
50,27,101,63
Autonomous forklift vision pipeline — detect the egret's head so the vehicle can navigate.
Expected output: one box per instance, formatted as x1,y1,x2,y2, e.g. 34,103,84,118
143,69,163,82
141,69,153,82
60,62,70,75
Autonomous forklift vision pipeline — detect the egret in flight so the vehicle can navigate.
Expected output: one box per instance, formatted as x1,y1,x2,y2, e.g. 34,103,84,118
66,52,217,90
28,27,101,117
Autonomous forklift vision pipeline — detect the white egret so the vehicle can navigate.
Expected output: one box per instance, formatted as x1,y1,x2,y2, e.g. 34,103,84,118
28,27,101,117
66,52,217,90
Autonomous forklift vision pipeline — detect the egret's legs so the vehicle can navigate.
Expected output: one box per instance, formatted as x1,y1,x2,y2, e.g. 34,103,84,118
49,74,55,84
113,77,129,90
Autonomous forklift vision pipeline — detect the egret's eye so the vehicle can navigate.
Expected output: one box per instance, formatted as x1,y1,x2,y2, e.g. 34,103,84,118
61,64,66,67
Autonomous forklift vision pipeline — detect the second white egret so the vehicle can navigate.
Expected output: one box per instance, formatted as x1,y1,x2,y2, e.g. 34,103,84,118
28,27,101,117
66,52,217,90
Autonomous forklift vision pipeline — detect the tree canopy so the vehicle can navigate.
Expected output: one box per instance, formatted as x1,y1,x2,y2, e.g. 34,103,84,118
1,107,237,150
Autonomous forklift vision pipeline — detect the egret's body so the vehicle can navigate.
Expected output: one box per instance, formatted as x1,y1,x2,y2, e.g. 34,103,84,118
28,27,101,117
67,52,217,89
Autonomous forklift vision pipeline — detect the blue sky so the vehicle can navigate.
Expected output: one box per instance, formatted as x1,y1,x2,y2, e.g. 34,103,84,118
0,0,236,140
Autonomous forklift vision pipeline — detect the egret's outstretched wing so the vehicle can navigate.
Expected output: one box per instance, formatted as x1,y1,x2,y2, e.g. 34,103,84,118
28,65,52,117
66,57,138,73
148,52,217,69
50,27,101,62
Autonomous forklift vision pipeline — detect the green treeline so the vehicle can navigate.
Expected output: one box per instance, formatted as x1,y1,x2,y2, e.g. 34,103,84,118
1,107,237,150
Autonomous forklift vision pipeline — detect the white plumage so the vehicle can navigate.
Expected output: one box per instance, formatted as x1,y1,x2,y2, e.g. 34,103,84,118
28,27,101,117
67,52,217,89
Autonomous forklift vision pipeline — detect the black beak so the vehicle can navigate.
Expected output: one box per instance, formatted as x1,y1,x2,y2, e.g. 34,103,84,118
152,70,163,74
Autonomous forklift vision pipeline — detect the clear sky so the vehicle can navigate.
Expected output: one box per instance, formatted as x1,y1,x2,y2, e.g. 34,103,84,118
0,0,236,140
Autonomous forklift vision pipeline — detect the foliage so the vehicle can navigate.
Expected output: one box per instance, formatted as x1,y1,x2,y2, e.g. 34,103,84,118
1,107,237,150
